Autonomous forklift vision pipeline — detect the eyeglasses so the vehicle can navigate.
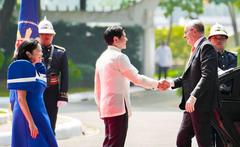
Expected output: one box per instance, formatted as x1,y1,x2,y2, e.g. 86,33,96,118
211,36,227,41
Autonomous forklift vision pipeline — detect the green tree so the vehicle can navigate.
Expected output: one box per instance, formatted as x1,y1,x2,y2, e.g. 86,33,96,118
155,24,211,65
159,0,204,45
0,48,4,71
0,0,16,48
155,25,190,66
80,0,86,11
68,59,82,87
209,0,240,46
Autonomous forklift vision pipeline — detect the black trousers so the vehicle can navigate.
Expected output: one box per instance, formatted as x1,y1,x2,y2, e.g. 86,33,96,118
157,66,169,80
177,111,212,147
43,85,59,134
103,113,128,147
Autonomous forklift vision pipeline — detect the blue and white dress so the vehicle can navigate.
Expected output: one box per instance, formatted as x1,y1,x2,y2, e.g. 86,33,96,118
7,60,58,147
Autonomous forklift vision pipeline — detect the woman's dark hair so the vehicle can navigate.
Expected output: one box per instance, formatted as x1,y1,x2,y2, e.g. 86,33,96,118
15,39,39,61
104,25,125,45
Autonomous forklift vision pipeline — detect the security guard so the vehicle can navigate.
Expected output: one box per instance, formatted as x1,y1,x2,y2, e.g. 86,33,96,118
38,17,69,134
208,23,237,147
208,23,237,71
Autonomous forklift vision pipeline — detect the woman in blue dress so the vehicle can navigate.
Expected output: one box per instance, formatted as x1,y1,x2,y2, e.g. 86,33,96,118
7,39,58,147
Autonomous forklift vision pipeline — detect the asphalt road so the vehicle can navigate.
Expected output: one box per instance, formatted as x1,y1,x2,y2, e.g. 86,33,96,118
57,90,198,147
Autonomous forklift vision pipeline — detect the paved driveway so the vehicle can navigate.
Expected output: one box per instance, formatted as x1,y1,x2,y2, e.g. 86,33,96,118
58,90,198,147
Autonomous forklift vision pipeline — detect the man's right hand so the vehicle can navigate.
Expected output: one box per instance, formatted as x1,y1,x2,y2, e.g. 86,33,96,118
157,80,170,91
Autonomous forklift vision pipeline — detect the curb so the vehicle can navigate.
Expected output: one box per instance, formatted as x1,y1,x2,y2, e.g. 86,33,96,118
0,131,11,146
0,98,8,105
56,115,82,140
0,109,9,125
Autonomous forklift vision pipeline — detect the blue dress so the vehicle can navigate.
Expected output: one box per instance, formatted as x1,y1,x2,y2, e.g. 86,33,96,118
7,60,58,147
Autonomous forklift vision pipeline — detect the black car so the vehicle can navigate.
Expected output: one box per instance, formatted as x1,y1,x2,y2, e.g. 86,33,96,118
212,67,240,147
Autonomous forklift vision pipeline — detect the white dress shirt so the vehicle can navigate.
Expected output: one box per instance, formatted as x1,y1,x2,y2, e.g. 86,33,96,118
94,45,159,118
194,36,204,49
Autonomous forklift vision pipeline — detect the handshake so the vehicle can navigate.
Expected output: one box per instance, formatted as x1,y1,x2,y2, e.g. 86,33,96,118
157,80,171,91
156,79,196,113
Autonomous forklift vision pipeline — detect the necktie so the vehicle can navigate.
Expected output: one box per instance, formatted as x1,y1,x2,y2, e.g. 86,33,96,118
191,46,195,53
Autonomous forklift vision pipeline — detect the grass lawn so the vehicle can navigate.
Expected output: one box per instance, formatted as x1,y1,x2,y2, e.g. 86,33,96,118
0,83,8,97
154,66,184,79
69,87,93,93
0,108,7,113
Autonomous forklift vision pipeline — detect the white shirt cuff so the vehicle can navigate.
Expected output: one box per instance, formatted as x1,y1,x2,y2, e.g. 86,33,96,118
170,80,175,87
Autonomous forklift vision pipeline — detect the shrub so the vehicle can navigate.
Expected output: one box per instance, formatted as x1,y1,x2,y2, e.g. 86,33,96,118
0,48,5,71
68,59,82,88
77,64,95,87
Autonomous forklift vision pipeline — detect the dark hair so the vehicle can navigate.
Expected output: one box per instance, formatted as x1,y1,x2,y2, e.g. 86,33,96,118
104,25,125,45
15,39,39,61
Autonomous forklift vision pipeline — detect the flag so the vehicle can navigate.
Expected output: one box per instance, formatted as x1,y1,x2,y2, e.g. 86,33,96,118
11,0,39,110
15,0,39,49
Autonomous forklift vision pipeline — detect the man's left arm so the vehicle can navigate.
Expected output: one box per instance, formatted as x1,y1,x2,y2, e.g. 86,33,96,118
58,51,69,103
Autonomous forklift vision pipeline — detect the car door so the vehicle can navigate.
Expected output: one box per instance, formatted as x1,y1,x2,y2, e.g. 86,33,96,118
215,67,240,146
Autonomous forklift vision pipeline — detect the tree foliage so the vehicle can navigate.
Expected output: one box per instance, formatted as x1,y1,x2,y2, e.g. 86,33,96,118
209,0,237,4
155,25,189,65
159,0,204,18
0,48,4,71
208,0,240,46
158,0,204,45
0,0,16,45
155,24,211,66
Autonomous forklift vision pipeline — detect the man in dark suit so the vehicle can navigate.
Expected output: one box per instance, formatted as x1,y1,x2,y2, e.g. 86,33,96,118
164,20,218,147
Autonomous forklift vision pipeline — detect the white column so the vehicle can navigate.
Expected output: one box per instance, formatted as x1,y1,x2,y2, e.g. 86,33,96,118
142,10,155,78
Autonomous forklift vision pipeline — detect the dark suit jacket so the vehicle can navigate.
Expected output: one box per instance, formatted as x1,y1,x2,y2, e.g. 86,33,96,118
172,37,218,112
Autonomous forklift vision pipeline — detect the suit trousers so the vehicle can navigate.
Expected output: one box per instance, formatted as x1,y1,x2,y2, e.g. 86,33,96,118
103,113,128,147
211,128,224,147
177,111,212,147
